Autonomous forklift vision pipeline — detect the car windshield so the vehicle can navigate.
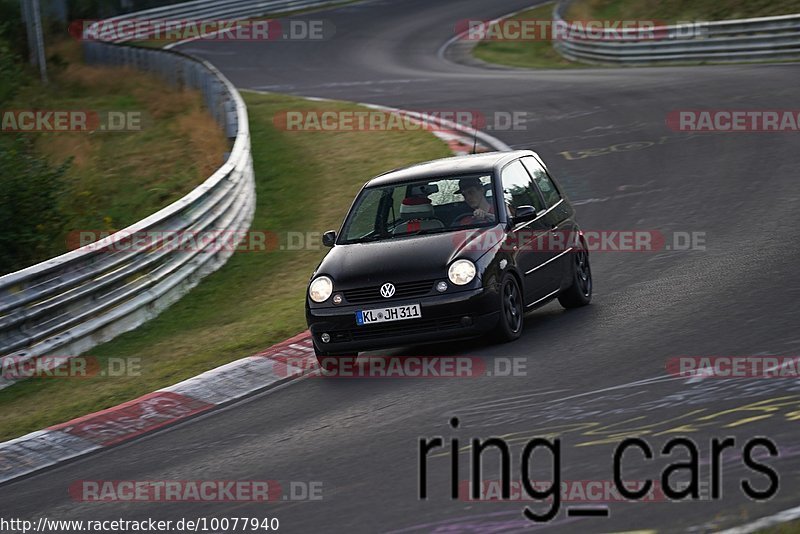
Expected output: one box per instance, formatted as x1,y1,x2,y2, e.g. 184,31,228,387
339,174,498,244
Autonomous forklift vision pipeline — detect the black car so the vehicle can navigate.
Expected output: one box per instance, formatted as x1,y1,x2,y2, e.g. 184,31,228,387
305,150,591,366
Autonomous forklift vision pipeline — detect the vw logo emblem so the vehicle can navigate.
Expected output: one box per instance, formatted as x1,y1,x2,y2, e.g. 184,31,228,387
380,283,396,298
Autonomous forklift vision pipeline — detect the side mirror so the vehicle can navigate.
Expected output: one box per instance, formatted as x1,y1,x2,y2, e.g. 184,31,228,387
511,205,537,224
322,230,337,247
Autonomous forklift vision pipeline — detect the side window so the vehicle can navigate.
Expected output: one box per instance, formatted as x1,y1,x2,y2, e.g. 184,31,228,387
500,159,545,215
521,156,561,208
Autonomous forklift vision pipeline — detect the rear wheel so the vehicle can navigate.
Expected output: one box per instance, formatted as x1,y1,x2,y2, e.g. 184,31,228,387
494,273,524,342
558,245,592,309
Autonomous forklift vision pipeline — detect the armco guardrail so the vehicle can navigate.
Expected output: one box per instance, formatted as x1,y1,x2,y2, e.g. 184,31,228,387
87,0,341,43
0,0,341,390
553,1,800,65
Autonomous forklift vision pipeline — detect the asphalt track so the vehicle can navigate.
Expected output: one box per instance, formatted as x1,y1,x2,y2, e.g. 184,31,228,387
3,0,800,532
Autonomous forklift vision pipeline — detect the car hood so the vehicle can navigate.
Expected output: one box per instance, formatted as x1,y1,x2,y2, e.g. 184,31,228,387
316,226,504,289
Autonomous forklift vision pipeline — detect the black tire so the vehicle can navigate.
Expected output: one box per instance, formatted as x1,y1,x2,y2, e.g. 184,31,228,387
558,245,592,309
494,273,524,342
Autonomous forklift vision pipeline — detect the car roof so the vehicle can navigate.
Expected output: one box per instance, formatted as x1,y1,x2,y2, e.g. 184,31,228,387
365,150,537,187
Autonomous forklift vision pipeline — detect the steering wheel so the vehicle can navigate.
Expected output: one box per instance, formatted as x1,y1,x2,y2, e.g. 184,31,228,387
450,212,476,226
450,211,494,226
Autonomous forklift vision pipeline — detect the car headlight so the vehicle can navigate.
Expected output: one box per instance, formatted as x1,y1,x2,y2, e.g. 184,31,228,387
309,276,333,302
448,259,476,286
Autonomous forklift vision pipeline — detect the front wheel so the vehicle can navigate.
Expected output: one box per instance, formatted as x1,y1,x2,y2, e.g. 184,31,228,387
494,273,524,342
558,246,592,309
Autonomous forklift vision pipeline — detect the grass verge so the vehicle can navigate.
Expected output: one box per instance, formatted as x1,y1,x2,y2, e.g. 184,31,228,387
0,91,451,441
2,40,227,271
471,3,586,69
565,0,800,23
757,519,800,533
471,0,800,70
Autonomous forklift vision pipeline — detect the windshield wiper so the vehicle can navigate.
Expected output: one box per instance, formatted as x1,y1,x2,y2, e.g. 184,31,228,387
343,234,387,244
345,227,452,243
392,227,450,238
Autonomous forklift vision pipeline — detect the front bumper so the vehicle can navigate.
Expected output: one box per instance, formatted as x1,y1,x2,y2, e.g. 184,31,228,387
306,285,500,354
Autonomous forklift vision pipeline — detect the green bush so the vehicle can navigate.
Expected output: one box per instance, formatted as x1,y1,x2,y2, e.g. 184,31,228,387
0,2,24,54
0,28,24,104
0,20,72,276
0,135,71,275
68,0,189,19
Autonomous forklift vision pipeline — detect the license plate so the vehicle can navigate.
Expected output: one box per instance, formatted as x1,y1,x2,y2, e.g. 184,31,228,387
356,304,421,325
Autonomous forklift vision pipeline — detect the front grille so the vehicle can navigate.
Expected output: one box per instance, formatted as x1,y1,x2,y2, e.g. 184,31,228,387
343,279,437,304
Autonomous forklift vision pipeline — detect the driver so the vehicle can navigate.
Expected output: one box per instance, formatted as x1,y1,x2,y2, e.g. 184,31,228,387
454,177,495,225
